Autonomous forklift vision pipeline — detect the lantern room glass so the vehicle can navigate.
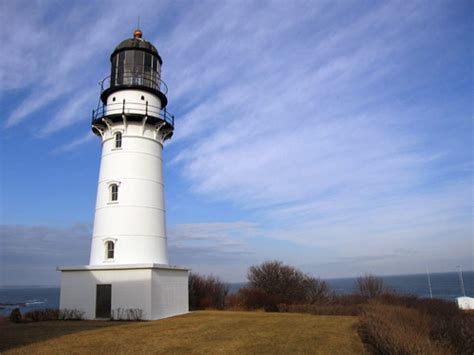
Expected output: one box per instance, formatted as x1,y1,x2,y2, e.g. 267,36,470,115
110,50,161,90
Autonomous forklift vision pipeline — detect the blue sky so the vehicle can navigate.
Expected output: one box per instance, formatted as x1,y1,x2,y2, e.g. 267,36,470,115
0,0,472,285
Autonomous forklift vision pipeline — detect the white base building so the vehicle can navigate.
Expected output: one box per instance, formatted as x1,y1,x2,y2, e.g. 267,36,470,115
59,264,188,320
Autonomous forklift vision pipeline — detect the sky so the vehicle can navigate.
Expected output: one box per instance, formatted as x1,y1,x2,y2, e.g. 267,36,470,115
0,0,472,286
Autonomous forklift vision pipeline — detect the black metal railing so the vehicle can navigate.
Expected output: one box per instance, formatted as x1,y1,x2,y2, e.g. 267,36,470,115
99,73,168,95
92,100,174,127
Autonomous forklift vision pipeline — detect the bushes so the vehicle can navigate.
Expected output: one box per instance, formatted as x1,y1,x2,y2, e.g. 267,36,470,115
9,308,22,323
234,287,269,310
9,308,85,322
189,273,229,310
24,308,59,322
358,297,474,354
111,308,144,321
359,304,451,354
59,309,85,320
243,261,331,311
354,274,389,299
278,303,363,316
408,298,474,354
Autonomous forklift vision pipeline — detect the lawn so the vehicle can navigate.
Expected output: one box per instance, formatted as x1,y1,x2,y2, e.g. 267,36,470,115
0,311,366,354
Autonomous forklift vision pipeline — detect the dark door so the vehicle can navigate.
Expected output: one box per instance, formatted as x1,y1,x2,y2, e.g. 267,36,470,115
96,284,112,318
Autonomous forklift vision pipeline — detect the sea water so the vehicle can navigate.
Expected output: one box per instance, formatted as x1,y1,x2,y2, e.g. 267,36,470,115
1,271,472,317
0,287,60,317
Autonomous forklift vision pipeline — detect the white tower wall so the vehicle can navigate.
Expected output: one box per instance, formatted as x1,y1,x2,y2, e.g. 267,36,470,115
105,89,163,117
89,121,169,265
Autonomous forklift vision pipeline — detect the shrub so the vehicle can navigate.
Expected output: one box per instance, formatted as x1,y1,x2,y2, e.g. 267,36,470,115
411,298,474,354
225,291,248,310
58,309,85,320
305,277,333,304
332,294,368,306
24,308,59,322
236,287,270,310
354,274,388,299
277,303,364,316
359,304,452,354
358,296,474,355
111,308,144,321
245,260,331,311
189,273,229,310
9,308,22,323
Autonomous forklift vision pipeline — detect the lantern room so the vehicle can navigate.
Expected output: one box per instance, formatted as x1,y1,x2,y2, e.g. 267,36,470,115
99,29,168,107
92,29,174,139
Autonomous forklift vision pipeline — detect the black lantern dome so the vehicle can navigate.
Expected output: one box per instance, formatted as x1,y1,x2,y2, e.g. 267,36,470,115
112,38,162,62
100,29,168,107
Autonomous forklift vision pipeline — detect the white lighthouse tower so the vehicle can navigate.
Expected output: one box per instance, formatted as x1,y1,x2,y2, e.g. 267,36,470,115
58,29,189,320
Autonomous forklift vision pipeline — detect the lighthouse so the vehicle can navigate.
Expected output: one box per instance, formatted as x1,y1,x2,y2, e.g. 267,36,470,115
58,30,189,320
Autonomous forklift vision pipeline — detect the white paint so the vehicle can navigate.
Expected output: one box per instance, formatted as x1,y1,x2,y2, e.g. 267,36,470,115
59,264,189,320
105,89,162,117
90,121,169,265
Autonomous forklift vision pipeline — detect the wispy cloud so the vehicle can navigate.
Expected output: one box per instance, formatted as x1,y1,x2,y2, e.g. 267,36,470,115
168,222,259,261
163,1,472,276
1,1,471,282
0,224,91,285
1,0,160,132
52,131,95,154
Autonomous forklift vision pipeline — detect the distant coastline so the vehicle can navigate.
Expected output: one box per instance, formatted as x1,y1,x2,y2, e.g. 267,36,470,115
2,270,472,289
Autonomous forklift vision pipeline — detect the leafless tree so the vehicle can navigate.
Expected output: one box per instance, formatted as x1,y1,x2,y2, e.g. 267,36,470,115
189,273,229,310
246,260,331,310
355,274,387,298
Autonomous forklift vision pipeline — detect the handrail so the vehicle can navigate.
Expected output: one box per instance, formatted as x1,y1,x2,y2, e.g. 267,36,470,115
99,72,168,95
92,101,174,127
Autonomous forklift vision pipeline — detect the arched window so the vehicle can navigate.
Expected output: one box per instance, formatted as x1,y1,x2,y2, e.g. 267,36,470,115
110,184,119,202
105,241,115,259
115,132,122,148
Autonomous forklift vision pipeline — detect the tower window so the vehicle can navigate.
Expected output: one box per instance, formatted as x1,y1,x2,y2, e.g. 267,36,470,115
141,95,145,100
105,241,115,259
115,132,122,148
110,184,119,202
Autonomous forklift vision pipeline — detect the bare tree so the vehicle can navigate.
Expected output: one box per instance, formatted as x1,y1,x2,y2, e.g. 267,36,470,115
189,273,229,310
305,277,332,304
355,274,387,298
246,260,332,310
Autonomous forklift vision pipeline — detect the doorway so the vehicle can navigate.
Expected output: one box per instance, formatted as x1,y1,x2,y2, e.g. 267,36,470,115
96,284,112,318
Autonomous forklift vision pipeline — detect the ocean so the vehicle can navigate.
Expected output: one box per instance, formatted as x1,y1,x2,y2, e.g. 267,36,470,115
1,271,472,317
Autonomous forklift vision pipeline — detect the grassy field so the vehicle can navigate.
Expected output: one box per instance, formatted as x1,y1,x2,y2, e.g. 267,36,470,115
0,311,365,354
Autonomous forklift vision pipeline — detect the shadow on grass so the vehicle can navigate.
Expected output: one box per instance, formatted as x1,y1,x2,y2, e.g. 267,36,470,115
0,319,132,352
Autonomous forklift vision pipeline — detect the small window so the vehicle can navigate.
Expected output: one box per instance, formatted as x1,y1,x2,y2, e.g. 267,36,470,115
106,241,114,259
110,184,119,202
141,95,145,100
115,132,122,148
112,97,116,102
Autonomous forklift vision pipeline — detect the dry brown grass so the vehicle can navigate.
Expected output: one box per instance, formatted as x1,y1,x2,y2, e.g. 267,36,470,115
358,304,454,354
1,311,365,354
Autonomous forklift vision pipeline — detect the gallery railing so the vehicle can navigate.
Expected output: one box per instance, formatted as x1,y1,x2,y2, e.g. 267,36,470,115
92,100,174,127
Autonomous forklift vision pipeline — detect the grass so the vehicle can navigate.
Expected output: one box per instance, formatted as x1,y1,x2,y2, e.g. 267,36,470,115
0,311,365,354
